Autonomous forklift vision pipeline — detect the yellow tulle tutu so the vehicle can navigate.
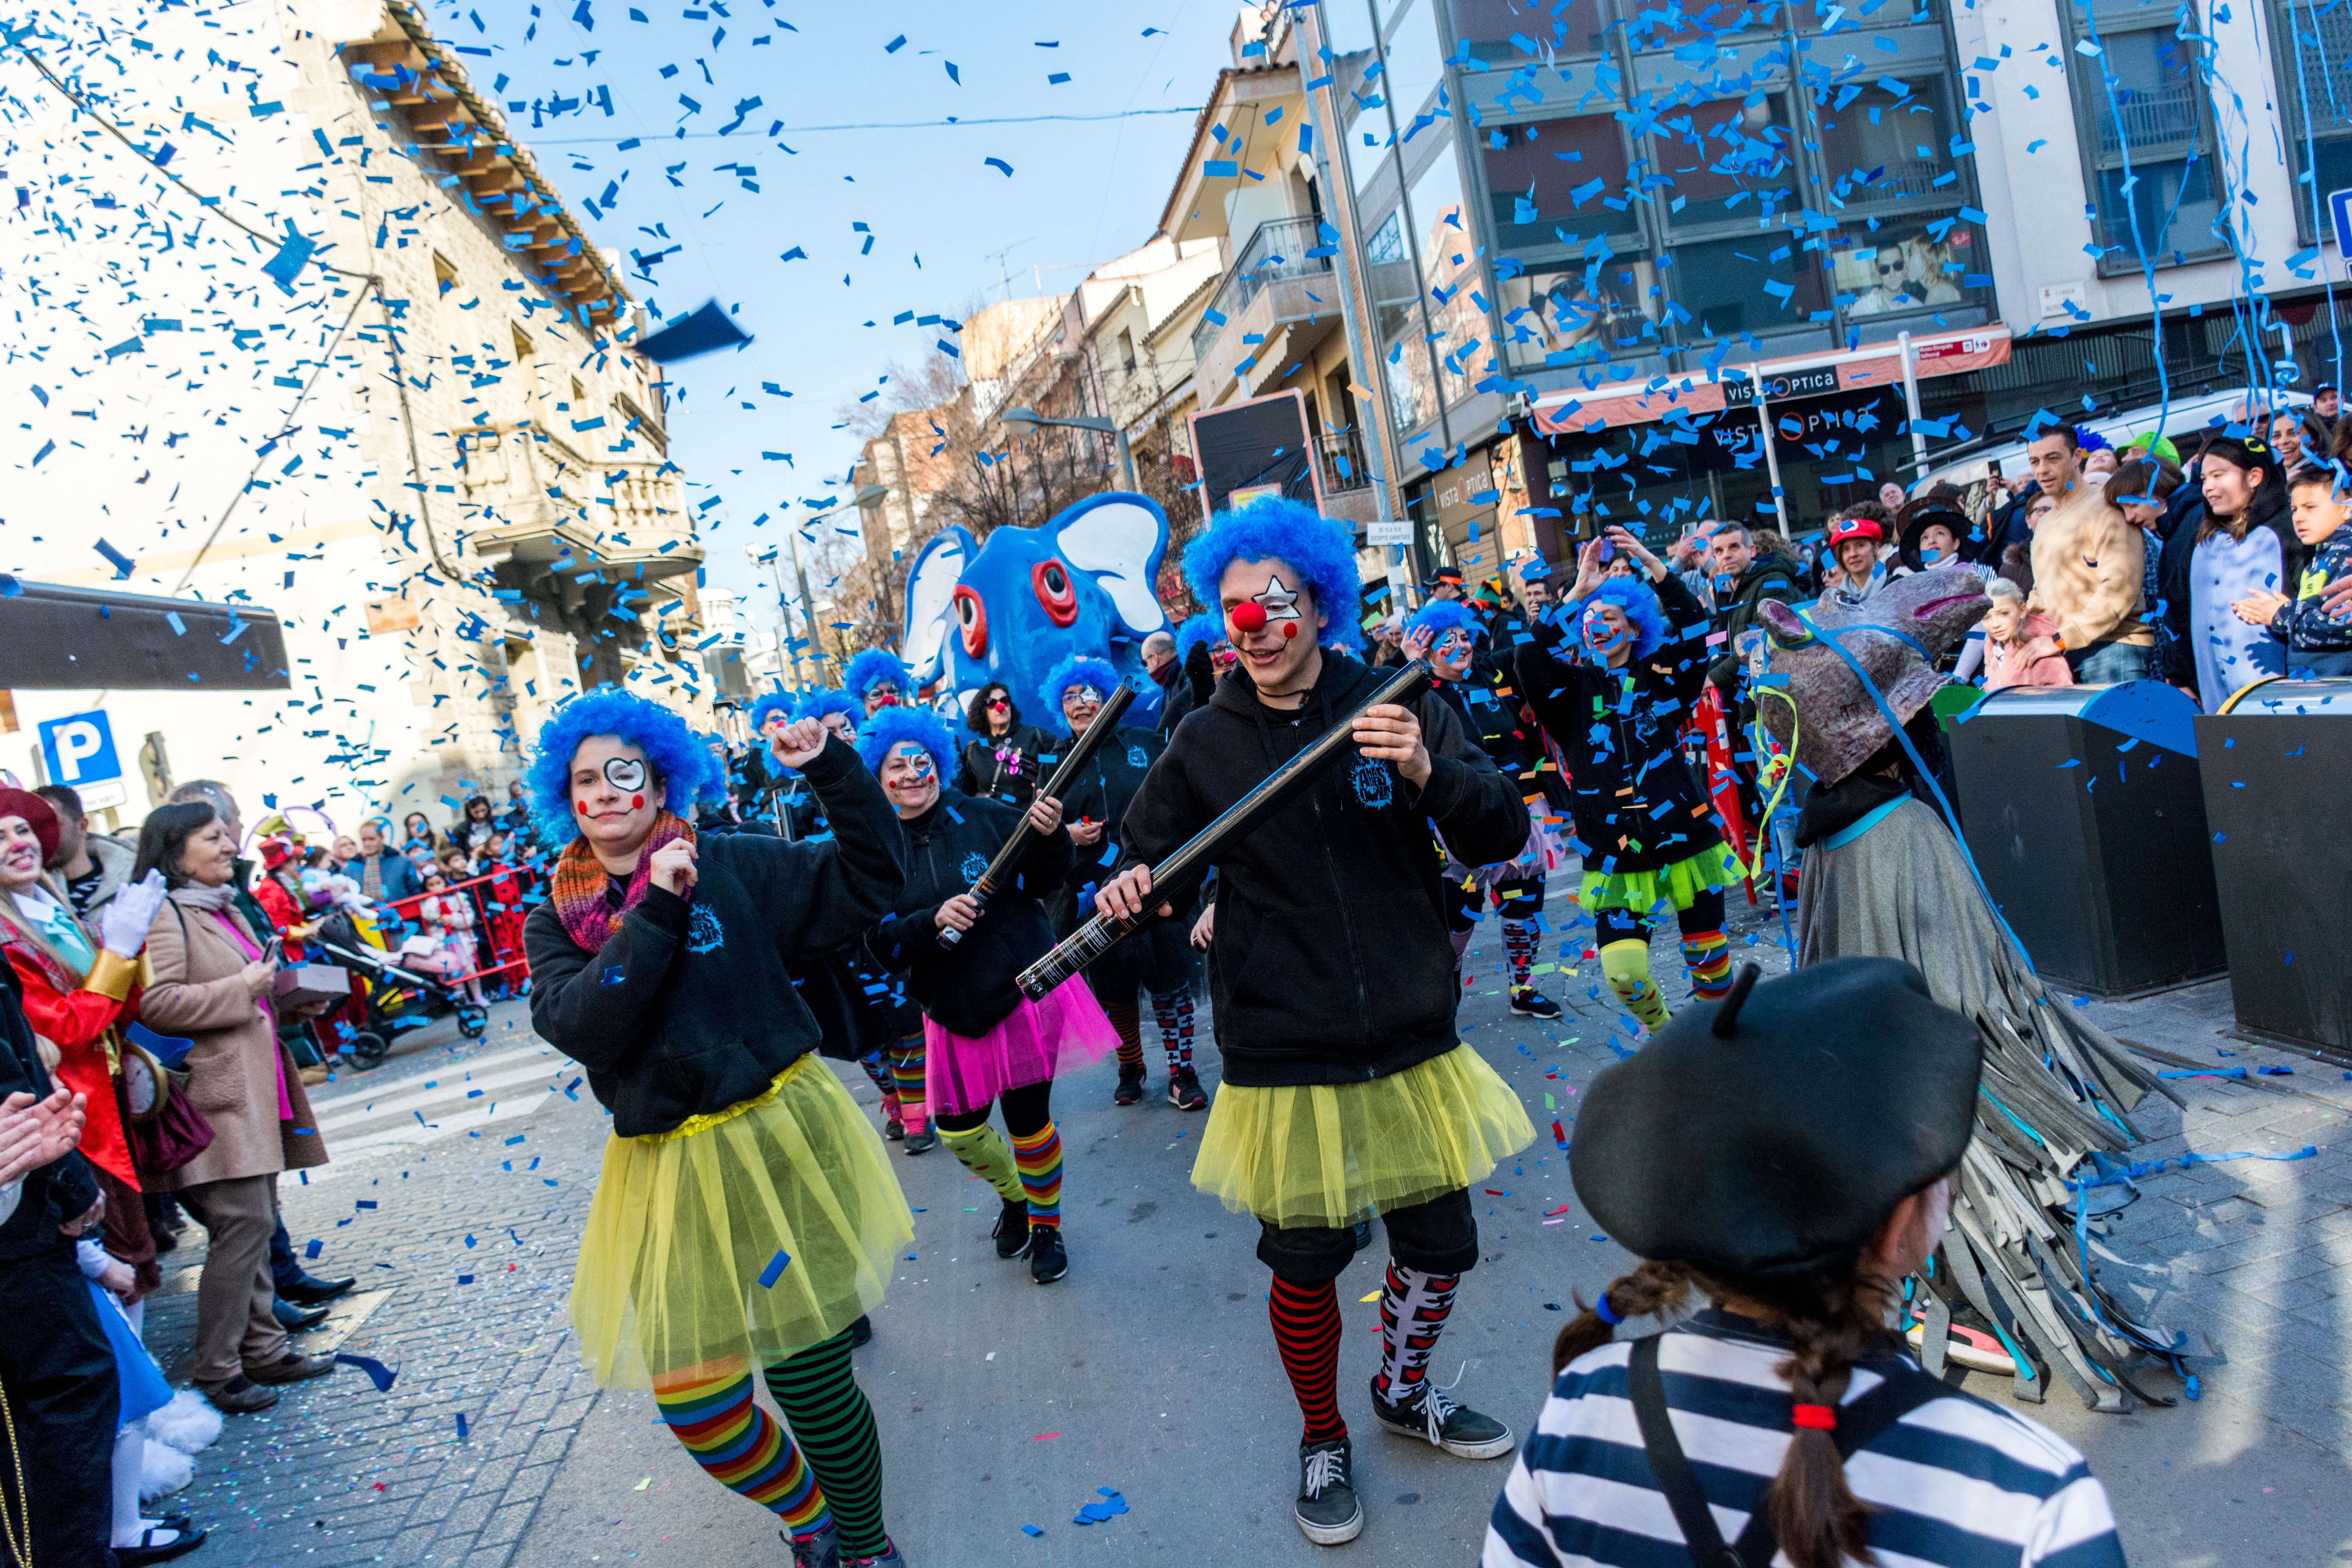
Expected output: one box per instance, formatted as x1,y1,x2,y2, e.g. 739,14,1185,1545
1191,1045,1535,1229
1577,839,1742,916
571,1053,913,1388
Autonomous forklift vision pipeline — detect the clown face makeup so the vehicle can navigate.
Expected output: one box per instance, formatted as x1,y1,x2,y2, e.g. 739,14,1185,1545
1218,555,1327,701
878,740,940,818
820,711,858,745
568,735,663,858
1583,601,1633,663
1060,684,1105,731
1429,628,1476,679
864,681,901,716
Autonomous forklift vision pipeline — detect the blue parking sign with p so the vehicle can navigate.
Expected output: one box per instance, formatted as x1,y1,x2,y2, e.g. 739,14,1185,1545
38,711,121,788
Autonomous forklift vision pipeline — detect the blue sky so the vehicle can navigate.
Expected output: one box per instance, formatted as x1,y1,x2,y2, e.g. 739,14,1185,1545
469,0,1240,607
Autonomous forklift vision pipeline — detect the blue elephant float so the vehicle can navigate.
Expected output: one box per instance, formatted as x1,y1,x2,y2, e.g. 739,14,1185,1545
902,490,1172,728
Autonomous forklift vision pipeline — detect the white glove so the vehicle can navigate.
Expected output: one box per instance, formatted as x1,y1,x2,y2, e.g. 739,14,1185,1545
99,869,170,958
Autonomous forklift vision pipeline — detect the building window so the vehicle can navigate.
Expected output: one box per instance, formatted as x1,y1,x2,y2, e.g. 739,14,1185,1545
2063,0,2227,272
1117,328,1136,373
433,252,458,297
2267,0,2352,245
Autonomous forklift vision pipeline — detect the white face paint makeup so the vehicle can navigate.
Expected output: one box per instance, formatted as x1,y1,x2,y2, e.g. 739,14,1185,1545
603,756,648,793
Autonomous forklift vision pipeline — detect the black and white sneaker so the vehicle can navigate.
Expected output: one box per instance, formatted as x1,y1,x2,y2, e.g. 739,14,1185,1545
1028,1225,1068,1284
1510,988,1562,1019
1167,1067,1208,1111
991,1197,1033,1260
784,1522,841,1568
1368,1377,1515,1459
1293,1436,1363,1545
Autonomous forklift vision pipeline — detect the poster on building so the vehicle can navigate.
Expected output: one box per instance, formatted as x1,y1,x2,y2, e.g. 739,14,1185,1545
1187,390,1322,523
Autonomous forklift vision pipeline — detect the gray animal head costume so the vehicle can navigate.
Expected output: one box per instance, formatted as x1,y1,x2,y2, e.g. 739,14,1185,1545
1749,568,1988,788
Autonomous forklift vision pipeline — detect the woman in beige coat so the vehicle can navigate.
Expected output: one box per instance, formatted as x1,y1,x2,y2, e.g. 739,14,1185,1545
135,800,336,1413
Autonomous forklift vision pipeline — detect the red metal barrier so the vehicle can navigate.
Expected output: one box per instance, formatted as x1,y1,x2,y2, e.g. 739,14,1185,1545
377,866,537,987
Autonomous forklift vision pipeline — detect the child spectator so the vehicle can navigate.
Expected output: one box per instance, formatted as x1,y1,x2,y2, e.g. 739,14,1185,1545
2189,436,2291,710
2232,465,2352,678
413,869,487,1006
1980,578,2074,691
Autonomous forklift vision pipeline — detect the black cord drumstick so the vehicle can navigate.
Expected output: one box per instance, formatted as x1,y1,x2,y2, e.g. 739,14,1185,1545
939,681,1135,948
1016,661,1432,996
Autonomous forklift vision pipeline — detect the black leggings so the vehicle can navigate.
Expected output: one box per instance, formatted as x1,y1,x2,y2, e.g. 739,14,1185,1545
1444,870,1544,935
1592,884,1725,947
933,1077,1053,1138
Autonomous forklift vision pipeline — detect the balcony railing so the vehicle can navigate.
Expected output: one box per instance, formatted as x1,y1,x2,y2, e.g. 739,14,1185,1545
1317,428,1372,495
1190,215,1334,366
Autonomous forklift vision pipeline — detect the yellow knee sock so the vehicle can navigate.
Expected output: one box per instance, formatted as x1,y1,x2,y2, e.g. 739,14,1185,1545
1601,939,1671,1031
938,1122,1025,1203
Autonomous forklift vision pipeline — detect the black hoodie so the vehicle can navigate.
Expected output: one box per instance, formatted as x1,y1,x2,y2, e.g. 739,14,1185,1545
865,787,1074,1039
522,737,906,1138
1515,572,1723,876
1116,652,1526,1087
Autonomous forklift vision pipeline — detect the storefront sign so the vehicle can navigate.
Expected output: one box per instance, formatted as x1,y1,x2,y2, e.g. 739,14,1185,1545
1720,365,1840,406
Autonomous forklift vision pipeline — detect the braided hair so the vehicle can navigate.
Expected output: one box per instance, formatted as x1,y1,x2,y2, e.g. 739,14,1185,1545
1555,1255,1899,1568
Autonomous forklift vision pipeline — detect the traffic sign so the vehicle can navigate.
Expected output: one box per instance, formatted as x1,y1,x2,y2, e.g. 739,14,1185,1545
38,710,126,811
2331,188,2352,258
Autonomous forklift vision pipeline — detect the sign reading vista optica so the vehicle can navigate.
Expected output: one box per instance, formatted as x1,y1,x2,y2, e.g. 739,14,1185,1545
37,709,128,811
1720,365,1841,406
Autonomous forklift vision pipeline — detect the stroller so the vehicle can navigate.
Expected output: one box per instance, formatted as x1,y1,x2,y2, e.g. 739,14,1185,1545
313,908,488,1067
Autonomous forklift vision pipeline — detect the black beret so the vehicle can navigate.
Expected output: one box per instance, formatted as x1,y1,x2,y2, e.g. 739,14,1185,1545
1570,957,1982,1279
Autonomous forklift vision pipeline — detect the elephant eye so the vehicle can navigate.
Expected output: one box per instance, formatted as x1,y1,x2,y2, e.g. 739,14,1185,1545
951,585,988,656
1032,559,1079,627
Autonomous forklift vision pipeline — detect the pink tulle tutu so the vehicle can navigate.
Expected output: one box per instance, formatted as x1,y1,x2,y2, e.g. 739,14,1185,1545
924,975,1121,1114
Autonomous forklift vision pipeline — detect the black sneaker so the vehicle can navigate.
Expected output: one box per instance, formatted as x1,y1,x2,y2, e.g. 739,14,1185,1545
846,1315,873,1348
901,1126,937,1155
1293,1436,1363,1546
1510,988,1563,1019
882,1113,904,1142
1114,1062,1146,1105
784,1522,840,1568
1167,1067,1208,1111
1029,1225,1068,1284
1368,1376,1514,1459
992,1197,1033,1260
842,1539,902,1568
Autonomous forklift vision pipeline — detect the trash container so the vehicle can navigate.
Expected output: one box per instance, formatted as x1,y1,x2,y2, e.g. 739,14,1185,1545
2196,677,2352,1059
1945,681,2225,998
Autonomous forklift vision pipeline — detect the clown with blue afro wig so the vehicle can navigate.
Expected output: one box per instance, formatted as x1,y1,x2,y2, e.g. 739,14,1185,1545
747,688,797,738
855,704,958,784
1039,654,1124,734
844,648,911,712
1181,497,1363,653
795,687,861,731
1403,598,1484,652
1173,611,1225,665
1564,575,1669,664
525,688,723,840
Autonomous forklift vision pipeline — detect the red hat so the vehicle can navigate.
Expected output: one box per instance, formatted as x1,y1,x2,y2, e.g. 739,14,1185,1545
258,837,296,871
1827,516,1884,548
0,789,60,866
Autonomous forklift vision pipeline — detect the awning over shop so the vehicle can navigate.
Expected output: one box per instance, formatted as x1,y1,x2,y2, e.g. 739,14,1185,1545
0,580,292,690
1529,325,2013,437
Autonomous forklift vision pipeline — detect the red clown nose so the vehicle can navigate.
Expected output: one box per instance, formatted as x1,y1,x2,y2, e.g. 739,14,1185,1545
1230,600,1269,633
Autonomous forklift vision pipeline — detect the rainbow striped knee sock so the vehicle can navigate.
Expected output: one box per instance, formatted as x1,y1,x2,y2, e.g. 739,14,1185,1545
1009,1121,1063,1230
653,1363,829,1538
1681,929,1732,1002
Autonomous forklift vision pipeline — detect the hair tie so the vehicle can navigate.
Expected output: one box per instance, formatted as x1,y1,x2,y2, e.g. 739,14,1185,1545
1593,1292,1623,1326
1790,1403,1837,1432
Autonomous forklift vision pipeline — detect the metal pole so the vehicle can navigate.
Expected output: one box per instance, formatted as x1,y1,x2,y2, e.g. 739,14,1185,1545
763,552,800,690
1898,330,1927,483
1114,425,1137,491
1752,365,1791,536
789,522,824,687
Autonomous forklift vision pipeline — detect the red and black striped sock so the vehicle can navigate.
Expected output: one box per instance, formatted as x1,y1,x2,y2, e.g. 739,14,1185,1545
1269,1274,1347,1445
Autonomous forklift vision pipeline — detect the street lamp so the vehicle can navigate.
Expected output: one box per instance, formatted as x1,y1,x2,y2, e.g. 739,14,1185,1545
742,540,809,690
999,405,1138,491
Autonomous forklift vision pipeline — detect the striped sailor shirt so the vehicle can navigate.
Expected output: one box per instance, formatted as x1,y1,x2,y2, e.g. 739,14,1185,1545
1485,1308,2128,1568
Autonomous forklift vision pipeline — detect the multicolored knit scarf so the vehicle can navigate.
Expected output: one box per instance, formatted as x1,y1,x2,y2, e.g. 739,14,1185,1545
549,811,696,952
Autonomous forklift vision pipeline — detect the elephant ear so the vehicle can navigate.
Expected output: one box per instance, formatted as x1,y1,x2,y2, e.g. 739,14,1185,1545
1050,492,1169,638
903,526,976,687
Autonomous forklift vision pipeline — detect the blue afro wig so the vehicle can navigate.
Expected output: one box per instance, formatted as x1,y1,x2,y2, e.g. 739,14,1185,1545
843,648,910,703
747,689,796,735
1173,612,1224,664
1039,655,1123,734
795,687,860,727
1564,576,1670,663
855,704,958,782
1405,599,1485,646
525,689,724,838
1181,497,1363,653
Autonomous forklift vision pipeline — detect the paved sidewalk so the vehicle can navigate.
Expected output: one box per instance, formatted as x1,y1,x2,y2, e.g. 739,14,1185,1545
140,903,2352,1566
